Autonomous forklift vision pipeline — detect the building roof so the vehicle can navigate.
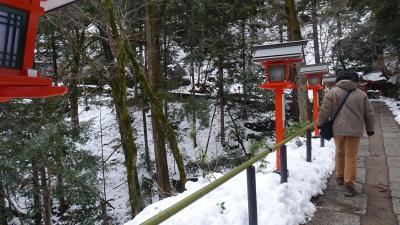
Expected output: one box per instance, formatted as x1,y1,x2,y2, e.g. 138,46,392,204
252,40,308,62
299,64,329,75
40,0,78,12
362,71,387,82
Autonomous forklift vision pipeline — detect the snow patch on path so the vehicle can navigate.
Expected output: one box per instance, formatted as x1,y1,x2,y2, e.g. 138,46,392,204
380,97,400,124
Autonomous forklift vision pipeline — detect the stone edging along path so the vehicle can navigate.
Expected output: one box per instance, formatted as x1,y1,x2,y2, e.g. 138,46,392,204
306,101,399,225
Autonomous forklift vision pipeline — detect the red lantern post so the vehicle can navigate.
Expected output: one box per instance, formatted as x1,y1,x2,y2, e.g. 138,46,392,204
0,0,78,102
253,40,307,172
300,64,329,136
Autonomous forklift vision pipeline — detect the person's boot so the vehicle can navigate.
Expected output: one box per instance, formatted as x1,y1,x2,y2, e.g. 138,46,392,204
344,185,357,197
336,176,344,186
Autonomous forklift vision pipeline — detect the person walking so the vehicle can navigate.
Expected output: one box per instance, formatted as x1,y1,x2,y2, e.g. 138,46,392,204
318,70,375,197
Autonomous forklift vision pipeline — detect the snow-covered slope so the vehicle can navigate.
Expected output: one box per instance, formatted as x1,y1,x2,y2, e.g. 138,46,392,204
125,138,335,225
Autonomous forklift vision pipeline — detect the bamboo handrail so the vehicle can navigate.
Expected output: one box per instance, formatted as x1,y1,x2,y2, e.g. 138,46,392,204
140,122,315,225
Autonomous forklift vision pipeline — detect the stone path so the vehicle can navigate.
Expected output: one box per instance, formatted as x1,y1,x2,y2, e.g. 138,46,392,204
307,101,400,225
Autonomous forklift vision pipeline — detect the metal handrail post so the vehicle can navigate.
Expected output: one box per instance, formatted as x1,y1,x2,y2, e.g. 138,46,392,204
320,136,325,147
306,129,312,162
247,166,258,225
280,145,288,183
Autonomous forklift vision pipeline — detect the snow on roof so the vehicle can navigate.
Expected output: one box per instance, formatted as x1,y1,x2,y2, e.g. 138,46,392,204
363,71,387,82
388,74,400,84
299,64,329,75
40,0,78,12
252,40,307,62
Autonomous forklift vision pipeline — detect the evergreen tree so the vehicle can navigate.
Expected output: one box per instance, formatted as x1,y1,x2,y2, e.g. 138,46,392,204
0,97,101,224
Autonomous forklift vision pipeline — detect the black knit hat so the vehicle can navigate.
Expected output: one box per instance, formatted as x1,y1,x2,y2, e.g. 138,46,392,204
336,70,360,82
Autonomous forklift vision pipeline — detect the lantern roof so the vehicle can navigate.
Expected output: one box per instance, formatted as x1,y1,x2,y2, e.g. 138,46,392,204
252,40,308,63
299,64,329,75
322,76,336,84
40,0,78,12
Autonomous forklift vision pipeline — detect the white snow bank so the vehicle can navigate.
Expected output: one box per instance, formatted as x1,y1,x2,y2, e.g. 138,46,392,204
380,97,400,124
125,138,335,225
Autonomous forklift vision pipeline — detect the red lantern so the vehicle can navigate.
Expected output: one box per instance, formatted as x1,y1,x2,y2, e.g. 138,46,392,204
299,64,329,136
253,40,307,172
0,0,77,102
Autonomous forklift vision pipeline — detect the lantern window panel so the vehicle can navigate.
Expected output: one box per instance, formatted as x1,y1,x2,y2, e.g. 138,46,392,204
308,76,320,86
0,4,27,69
269,65,286,82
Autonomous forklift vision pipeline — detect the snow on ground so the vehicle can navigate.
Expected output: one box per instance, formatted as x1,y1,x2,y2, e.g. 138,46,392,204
125,138,335,225
78,95,264,223
78,96,131,222
380,97,400,124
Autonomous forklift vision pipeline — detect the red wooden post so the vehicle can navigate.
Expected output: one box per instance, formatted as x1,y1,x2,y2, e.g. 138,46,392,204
312,88,320,136
275,88,284,171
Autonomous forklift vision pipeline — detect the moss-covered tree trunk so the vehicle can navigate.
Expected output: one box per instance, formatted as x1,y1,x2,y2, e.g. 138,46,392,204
110,80,143,215
145,0,171,197
98,24,143,216
105,0,187,187
285,0,309,122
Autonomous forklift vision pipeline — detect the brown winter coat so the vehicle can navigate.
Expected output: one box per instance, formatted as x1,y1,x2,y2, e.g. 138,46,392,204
318,80,375,137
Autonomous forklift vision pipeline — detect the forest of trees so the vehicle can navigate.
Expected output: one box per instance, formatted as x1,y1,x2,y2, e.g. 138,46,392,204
0,0,399,224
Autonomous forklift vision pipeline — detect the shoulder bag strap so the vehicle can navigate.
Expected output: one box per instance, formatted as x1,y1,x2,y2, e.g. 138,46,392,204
331,89,353,122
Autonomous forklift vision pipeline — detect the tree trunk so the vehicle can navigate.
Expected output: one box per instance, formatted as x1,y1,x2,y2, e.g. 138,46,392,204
279,23,284,43
335,9,347,69
0,179,7,225
55,158,67,215
105,0,187,187
373,45,385,71
111,85,143,215
190,54,198,148
142,108,152,174
32,159,42,225
241,20,249,109
311,0,320,64
285,0,309,122
69,30,84,132
98,25,143,216
397,43,400,68
40,166,52,225
145,0,171,197
218,65,225,145
50,31,59,85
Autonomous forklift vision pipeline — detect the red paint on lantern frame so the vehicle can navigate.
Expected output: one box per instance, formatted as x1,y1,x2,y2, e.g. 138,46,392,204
0,0,68,101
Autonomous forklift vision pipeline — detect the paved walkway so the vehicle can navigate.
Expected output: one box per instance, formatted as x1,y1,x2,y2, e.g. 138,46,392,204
307,101,400,225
